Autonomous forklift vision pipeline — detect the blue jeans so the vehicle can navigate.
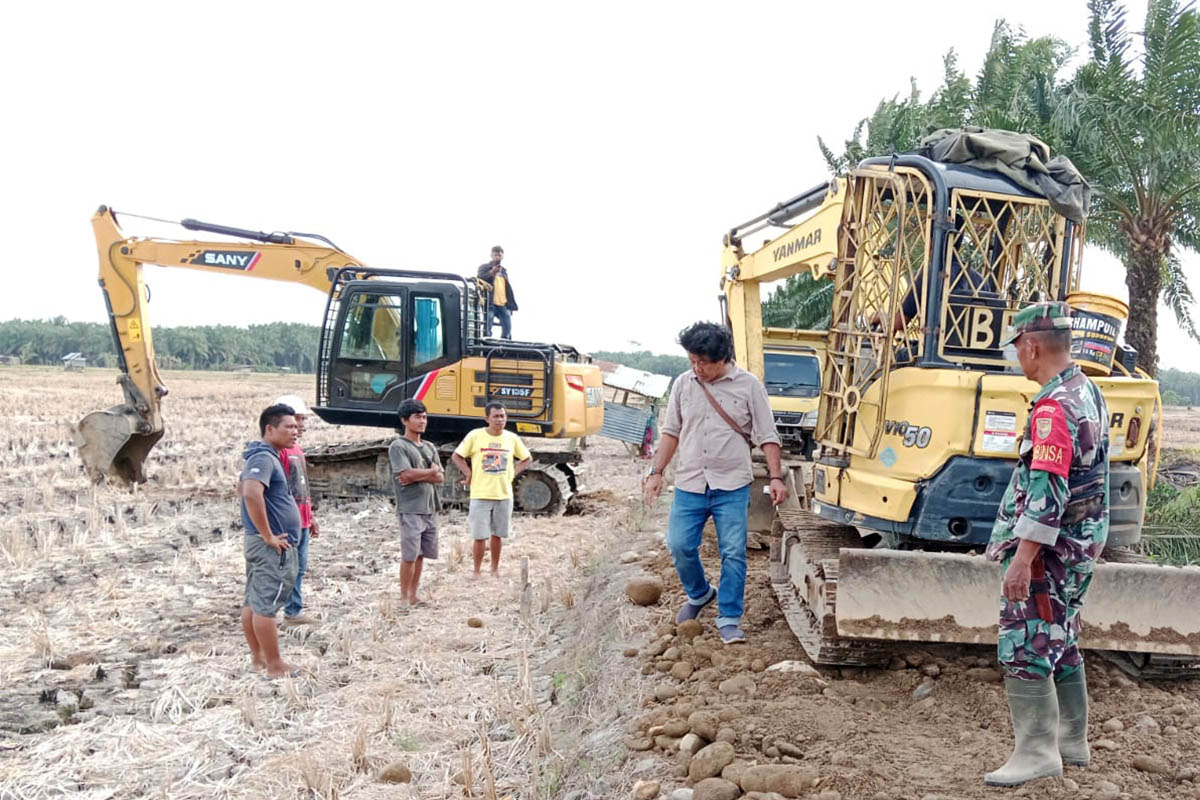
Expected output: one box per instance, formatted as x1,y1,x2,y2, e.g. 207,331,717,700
491,306,512,339
284,527,310,618
666,485,750,628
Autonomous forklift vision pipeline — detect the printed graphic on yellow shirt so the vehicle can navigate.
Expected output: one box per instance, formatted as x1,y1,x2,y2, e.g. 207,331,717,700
454,428,531,500
481,447,509,474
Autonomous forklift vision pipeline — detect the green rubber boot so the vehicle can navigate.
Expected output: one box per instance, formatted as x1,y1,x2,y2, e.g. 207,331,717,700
1056,664,1090,767
984,677,1064,786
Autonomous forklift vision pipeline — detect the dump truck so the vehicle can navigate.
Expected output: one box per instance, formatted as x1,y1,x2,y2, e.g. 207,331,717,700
762,327,824,459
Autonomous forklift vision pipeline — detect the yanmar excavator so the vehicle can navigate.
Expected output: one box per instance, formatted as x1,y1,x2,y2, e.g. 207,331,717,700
75,207,603,514
721,142,1200,677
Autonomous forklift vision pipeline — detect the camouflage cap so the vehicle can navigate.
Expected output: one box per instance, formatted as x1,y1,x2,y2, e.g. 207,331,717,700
1000,301,1072,347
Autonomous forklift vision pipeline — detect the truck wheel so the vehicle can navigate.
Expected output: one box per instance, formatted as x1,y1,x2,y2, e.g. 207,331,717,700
513,467,572,515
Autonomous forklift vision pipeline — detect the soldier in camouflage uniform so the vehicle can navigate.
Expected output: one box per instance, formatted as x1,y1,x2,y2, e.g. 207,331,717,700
983,302,1109,788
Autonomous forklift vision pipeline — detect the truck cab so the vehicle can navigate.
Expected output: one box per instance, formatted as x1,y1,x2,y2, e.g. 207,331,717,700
762,327,824,459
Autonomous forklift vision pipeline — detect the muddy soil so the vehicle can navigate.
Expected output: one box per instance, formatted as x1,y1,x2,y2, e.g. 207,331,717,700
611,526,1200,800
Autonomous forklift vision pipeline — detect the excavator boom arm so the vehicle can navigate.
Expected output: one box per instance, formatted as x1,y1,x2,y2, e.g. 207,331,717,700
77,206,364,482
721,180,843,377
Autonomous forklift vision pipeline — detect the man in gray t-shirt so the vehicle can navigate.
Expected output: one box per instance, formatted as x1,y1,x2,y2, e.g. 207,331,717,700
240,404,302,677
388,399,445,606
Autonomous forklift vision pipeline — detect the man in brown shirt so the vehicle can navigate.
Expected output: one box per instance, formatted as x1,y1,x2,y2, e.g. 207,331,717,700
643,322,787,643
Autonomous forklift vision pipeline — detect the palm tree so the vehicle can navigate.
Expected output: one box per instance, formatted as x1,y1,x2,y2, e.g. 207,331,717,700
761,273,834,329
1056,0,1200,374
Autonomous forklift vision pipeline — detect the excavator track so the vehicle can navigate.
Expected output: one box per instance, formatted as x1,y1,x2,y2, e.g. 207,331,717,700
306,438,582,515
513,465,573,516
769,508,893,666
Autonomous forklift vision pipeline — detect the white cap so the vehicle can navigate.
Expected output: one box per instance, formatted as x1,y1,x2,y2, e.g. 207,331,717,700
274,394,312,415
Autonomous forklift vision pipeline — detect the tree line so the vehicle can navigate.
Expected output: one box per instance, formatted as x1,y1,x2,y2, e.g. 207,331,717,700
765,0,1199,376
0,317,320,372
5,317,1198,404
592,350,689,377
1160,368,1200,406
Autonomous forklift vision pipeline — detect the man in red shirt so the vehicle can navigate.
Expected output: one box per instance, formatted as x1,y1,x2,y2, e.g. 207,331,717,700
274,394,320,625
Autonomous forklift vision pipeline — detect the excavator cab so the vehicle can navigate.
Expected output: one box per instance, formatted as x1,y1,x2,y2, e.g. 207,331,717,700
319,277,463,422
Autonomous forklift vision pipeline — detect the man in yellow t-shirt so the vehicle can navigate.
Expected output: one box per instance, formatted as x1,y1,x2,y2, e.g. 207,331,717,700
452,402,532,577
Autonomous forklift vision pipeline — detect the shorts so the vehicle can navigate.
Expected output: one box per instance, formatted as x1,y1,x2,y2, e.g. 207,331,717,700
244,534,298,617
399,513,439,562
468,498,513,540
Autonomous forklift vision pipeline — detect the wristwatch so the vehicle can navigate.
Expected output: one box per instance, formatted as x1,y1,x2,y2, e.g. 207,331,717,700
647,465,660,478
769,475,784,484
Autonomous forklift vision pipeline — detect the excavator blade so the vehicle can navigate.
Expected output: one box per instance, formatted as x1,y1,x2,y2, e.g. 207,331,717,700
73,405,163,484
834,548,1200,656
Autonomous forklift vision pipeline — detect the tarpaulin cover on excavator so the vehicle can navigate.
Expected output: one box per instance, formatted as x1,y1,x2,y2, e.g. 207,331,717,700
917,127,1092,224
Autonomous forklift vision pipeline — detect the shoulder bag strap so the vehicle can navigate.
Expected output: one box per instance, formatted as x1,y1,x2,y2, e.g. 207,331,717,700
696,380,754,448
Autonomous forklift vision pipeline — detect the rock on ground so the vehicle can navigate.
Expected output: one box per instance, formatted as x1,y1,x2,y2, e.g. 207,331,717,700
738,764,819,797
1131,754,1171,774
670,661,695,681
378,760,412,783
632,779,661,800
718,674,756,698
688,710,720,741
1131,714,1161,735
626,577,665,606
689,741,736,781
692,777,741,800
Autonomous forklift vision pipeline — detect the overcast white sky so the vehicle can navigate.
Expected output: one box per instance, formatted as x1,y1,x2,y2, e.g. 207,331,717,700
2,1,1196,369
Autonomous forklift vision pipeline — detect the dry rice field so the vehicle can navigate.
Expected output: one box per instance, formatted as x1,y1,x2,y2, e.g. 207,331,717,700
0,367,653,799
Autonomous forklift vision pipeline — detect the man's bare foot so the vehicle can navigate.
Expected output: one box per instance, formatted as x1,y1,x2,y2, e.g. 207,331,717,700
469,572,481,581
265,662,301,679
250,659,267,672
490,569,500,578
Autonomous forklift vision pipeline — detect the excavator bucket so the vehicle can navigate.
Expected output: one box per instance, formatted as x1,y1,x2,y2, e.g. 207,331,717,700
833,548,1200,656
73,405,163,484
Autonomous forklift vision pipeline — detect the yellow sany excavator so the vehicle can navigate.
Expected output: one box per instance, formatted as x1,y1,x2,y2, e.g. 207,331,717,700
76,207,603,514
722,148,1200,677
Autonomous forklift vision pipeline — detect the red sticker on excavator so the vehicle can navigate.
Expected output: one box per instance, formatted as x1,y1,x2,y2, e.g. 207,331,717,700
1029,398,1071,477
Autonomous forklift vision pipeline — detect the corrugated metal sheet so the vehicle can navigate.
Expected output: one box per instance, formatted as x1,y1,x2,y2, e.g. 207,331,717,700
603,366,672,398
600,402,652,445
